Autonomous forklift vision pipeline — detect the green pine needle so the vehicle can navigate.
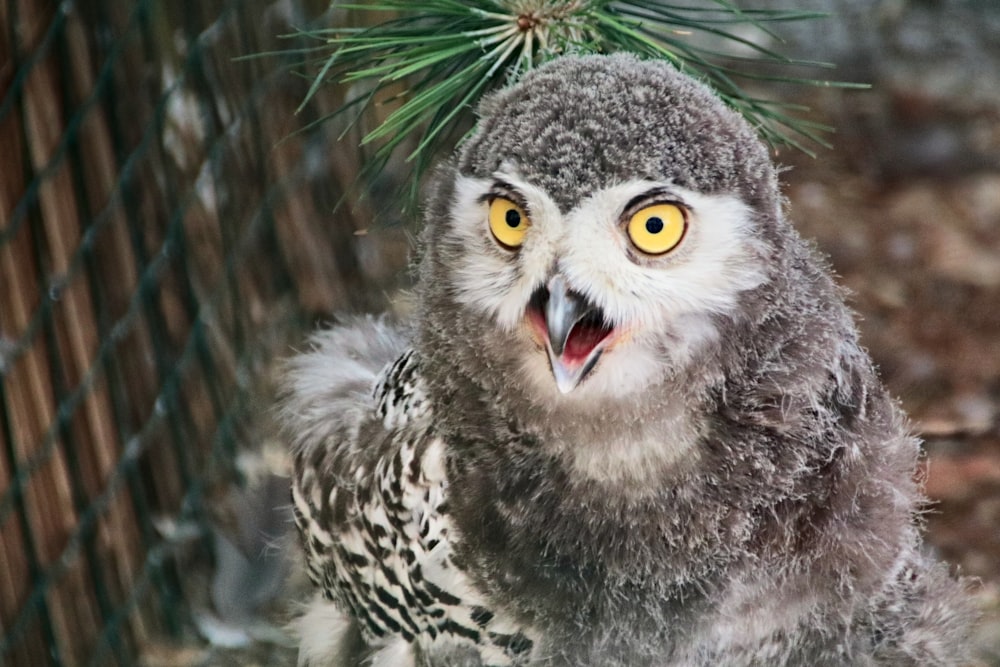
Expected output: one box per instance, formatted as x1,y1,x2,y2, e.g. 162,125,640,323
290,1,866,214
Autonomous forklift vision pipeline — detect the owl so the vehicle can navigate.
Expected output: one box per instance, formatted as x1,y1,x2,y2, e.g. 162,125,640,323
282,55,975,666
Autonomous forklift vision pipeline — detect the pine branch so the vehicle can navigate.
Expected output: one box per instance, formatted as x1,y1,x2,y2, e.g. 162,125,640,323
287,1,866,214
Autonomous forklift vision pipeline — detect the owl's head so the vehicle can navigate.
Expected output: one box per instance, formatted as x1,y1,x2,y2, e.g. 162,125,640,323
417,54,815,408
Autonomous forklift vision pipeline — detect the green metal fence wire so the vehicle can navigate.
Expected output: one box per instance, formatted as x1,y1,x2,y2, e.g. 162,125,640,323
0,1,408,664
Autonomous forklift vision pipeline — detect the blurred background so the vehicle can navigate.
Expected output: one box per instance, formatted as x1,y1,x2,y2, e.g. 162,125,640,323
1,1,998,665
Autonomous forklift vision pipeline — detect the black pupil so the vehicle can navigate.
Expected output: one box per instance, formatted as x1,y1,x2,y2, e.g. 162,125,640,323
645,216,664,234
505,209,521,228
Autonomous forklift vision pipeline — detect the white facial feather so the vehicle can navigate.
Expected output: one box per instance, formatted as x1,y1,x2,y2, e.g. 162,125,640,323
562,180,769,326
446,173,768,401
447,173,562,329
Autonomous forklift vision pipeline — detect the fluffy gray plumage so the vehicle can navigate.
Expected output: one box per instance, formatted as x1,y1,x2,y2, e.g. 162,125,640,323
283,54,974,666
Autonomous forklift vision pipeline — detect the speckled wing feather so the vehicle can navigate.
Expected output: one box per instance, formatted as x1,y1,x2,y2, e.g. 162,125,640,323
284,317,534,666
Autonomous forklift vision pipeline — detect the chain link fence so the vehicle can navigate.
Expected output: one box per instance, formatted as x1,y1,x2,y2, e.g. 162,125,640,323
0,1,408,664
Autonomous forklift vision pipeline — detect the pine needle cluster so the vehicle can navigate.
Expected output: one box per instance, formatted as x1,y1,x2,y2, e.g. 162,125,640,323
289,1,862,211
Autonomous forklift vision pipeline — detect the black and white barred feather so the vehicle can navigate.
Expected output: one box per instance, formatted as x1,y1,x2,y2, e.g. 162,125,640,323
286,319,535,666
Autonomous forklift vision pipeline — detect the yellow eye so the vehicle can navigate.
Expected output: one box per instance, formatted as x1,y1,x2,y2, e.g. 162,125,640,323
626,203,686,255
488,197,530,249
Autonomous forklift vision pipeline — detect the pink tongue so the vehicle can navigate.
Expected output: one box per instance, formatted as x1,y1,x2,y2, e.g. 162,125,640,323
564,322,610,363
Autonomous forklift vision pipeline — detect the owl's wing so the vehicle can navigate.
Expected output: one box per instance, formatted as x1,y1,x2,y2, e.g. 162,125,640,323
283,319,534,666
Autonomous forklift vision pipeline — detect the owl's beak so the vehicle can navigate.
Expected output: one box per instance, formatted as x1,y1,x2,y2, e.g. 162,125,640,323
528,276,615,394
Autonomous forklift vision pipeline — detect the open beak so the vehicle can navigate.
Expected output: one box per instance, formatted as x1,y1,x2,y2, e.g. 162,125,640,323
527,276,616,394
